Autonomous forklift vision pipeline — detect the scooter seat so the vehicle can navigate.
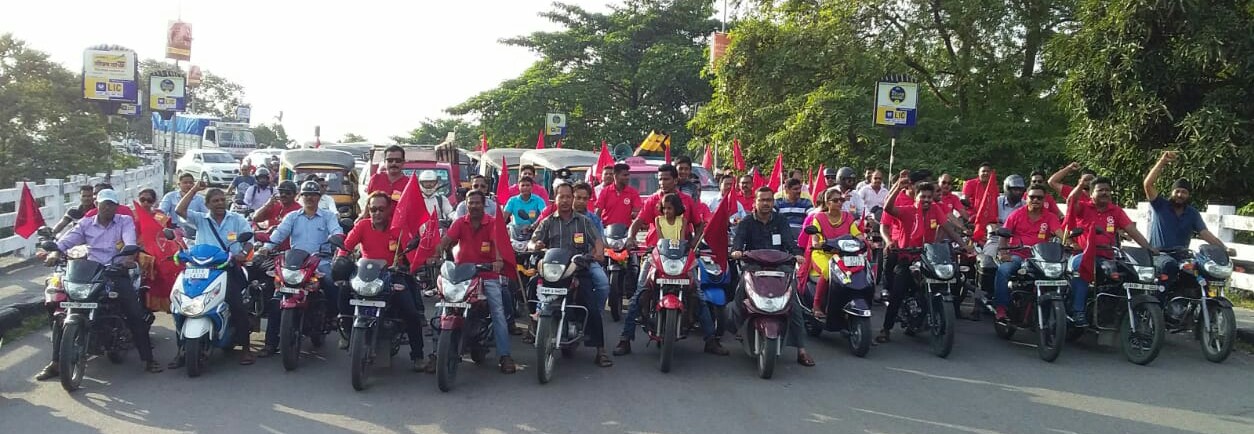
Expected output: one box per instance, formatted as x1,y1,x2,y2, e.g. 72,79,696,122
744,249,794,267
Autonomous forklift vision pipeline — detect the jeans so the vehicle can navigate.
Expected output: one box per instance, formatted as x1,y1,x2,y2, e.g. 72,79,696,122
1068,254,1089,315
994,256,1024,308
579,269,608,348
265,275,338,347
883,253,914,331
481,277,512,357
619,262,716,342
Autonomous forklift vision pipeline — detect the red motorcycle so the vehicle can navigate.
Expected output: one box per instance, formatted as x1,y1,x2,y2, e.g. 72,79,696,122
433,261,495,392
735,250,796,379
639,238,700,373
266,231,335,371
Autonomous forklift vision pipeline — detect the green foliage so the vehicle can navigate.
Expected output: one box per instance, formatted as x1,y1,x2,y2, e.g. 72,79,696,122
253,123,291,148
448,0,716,152
340,133,367,143
1052,0,1254,206
121,60,248,144
0,34,116,185
392,117,481,148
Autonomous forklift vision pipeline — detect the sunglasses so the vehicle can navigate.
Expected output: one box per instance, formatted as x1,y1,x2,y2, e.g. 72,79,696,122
828,198,845,203
139,197,155,203
1028,195,1045,200
368,206,389,213
386,158,404,163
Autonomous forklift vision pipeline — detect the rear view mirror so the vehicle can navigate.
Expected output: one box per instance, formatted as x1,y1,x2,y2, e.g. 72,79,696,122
338,218,355,230
67,208,84,220
326,234,346,250
1068,228,1083,238
36,227,53,238
235,232,254,244
163,228,177,241
994,228,1013,238
803,226,819,235
118,245,141,256
407,237,422,250
40,241,59,252
960,198,972,208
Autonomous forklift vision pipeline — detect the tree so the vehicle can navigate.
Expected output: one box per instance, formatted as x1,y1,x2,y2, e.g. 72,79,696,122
0,34,116,185
253,123,292,148
448,0,717,152
393,117,480,148
340,133,367,143
1052,0,1254,205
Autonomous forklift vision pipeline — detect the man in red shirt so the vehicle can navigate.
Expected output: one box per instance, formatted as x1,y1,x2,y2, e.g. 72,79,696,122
993,185,1063,321
251,181,301,230
627,164,707,249
1064,177,1156,327
594,163,642,227
878,173,965,343
366,145,410,202
962,162,997,216
84,183,134,218
1047,162,1096,216
736,174,755,212
433,190,513,373
335,192,430,372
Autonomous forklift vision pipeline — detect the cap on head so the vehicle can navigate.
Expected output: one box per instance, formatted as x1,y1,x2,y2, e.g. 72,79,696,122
823,167,839,177
1171,178,1192,192
96,189,119,205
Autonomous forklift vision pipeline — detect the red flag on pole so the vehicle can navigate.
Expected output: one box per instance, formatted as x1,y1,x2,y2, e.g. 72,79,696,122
495,156,511,202
479,132,489,153
732,138,746,172
767,153,784,192
492,157,519,280
588,140,613,184
535,130,545,150
971,170,999,242
13,182,45,238
389,174,436,271
555,140,563,149
752,167,767,191
702,143,714,169
664,139,672,165
700,190,732,272
810,164,827,200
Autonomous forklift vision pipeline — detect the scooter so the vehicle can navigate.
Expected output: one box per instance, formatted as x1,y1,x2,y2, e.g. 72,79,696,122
800,227,872,357
696,246,731,337
734,250,796,379
168,229,254,377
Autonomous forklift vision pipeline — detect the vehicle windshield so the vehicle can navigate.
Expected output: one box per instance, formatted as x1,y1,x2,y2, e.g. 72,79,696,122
297,170,348,194
65,258,103,284
202,153,236,164
218,130,257,147
401,168,452,196
627,172,659,193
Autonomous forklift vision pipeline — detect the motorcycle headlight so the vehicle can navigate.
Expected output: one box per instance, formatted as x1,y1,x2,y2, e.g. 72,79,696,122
511,240,529,252
661,258,686,276
179,296,207,317
1036,261,1064,279
439,277,470,303
837,239,862,254
64,282,93,301
542,263,567,282
1135,266,1155,283
281,268,305,285
700,258,722,275
607,238,625,250
747,289,790,313
1203,261,1232,280
352,277,385,297
933,264,955,280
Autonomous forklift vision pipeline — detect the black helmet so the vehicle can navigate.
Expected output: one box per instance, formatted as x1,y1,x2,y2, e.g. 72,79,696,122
823,167,840,177
278,180,298,194
254,167,271,179
836,167,856,180
299,181,322,196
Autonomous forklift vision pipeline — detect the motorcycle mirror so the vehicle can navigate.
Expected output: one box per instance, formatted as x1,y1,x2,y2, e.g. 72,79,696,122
994,228,1013,238
960,198,972,208
235,232,254,244
1069,227,1084,238
39,240,59,252
803,225,819,235
162,228,177,241
36,227,53,238
870,205,884,214
338,218,355,230
407,237,422,250
1093,226,1106,235
66,208,84,220
326,234,346,250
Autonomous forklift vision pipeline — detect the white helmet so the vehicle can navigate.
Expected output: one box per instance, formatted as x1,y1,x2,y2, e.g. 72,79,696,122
419,170,438,195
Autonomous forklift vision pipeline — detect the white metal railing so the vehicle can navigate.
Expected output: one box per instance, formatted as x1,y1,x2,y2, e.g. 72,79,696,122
0,163,165,258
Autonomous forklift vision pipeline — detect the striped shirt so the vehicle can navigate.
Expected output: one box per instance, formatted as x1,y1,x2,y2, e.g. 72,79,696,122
774,197,813,230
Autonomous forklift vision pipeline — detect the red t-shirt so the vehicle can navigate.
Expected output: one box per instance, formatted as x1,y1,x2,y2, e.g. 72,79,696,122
736,190,754,213
935,192,964,216
1003,208,1062,259
1020,192,1060,217
594,184,642,226
254,201,302,229
1066,201,1132,260
446,214,500,278
893,204,951,248
637,190,705,247
366,173,410,202
342,219,409,266
881,191,916,245
963,178,998,221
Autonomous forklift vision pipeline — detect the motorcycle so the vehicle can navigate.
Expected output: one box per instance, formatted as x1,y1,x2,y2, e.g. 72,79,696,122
38,241,145,392
991,228,1076,362
638,238,701,373
1161,245,1236,362
898,242,960,358
604,224,636,322
800,227,872,357
432,260,496,392
734,250,796,379
272,246,335,371
167,229,254,377
533,248,591,384
230,201,255,220
1072,236,1166,365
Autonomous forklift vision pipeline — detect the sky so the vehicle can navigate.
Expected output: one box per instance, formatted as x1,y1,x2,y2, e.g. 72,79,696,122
1,0,646,144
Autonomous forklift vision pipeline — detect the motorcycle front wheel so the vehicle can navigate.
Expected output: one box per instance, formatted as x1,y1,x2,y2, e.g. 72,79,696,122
535,316,558,384
929,294,955,358
757,332,778,379
186,336,205,378
436,328,461,392
280,309,301,371
350,327,370,391
1037,300,1066,363
608,270,623,322
659,309,678,373
58,320,87,392
1200,304,1235,363
1120,302,1165,365
847,316,871,358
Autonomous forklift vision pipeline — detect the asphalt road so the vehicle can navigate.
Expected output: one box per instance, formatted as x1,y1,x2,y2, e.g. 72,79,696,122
2,269,1253,434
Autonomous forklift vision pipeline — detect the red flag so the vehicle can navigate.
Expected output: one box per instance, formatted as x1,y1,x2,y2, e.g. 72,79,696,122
555,140,563,149
493,208,518,282
390,174,424,233
971,170,999,241
752,167,767,191
535,130,545,150
495,156,511,202
314,136,322,148
702,143,714,169
479,132,489,153
810,164,827,200
732,138,746,172
767,153,784,191
407,218,440,272
700,190,732,272
13,182,45,238
589,140,613,184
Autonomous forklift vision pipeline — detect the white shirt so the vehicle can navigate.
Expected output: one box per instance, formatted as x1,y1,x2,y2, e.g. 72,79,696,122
424,194,454,220
838,187,865,217
243,184,275,211
856,184,890,212
319,195,337,215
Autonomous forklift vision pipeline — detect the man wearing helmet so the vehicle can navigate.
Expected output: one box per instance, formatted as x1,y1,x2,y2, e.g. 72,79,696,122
255,181,344,357
253,181,302,229
418,170,454,222
997,175,1027,224
834,167,865,217
242,167,275,211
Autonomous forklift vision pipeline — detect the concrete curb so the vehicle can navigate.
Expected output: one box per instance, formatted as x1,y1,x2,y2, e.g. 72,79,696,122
0,257,36,275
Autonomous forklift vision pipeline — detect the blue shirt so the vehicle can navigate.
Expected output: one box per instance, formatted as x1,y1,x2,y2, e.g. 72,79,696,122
583,211,604,239
267,208,343,274
160,190,208,227
504,194,547,226
1148,196,1206,249
184,209,253,255
775,197,813,229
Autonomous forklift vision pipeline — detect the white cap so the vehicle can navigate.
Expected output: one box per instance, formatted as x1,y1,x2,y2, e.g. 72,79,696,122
96,189,119,205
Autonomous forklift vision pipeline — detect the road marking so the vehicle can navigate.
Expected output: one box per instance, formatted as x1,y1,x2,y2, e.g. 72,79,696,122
851,407,1003,434
273,404,399,434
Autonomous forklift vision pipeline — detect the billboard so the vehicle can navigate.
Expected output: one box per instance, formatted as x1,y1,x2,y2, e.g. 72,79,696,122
149,76,186,112
874,81,918,127
82,49,138,103
166,21,193,61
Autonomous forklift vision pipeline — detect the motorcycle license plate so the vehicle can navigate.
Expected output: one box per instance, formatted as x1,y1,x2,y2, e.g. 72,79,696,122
1035,280,1069,287
842,256,865,267
1125,283,1160,291
277,287,301,294
656,278,690,285
184,268,210,280
436,302,471,309
537,286,568,296
350,299,386,308
60,302,97,309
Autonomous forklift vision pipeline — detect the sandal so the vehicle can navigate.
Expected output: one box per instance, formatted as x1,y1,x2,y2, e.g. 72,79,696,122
238,351,256,366
797,351,816,367
875,329,891,344
145,361,165,374
256,345,278,358
594,352,614,368
499,356,517,374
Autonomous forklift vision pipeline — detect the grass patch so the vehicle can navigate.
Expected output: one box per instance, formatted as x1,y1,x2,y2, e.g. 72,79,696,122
1230,289,1254,311
0,314,46,348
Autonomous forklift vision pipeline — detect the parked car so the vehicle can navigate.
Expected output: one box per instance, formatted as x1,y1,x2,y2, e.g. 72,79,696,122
177,149,240,186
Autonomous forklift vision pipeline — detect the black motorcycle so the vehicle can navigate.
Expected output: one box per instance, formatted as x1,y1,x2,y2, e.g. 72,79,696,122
991,228,1078,362
899,242,959,358
1160,245,1237,362
1073,240,1166,365
603,224,636,322
532,248,591,384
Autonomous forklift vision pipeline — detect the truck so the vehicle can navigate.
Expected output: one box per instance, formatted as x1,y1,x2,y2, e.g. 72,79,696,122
151,113,257,160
